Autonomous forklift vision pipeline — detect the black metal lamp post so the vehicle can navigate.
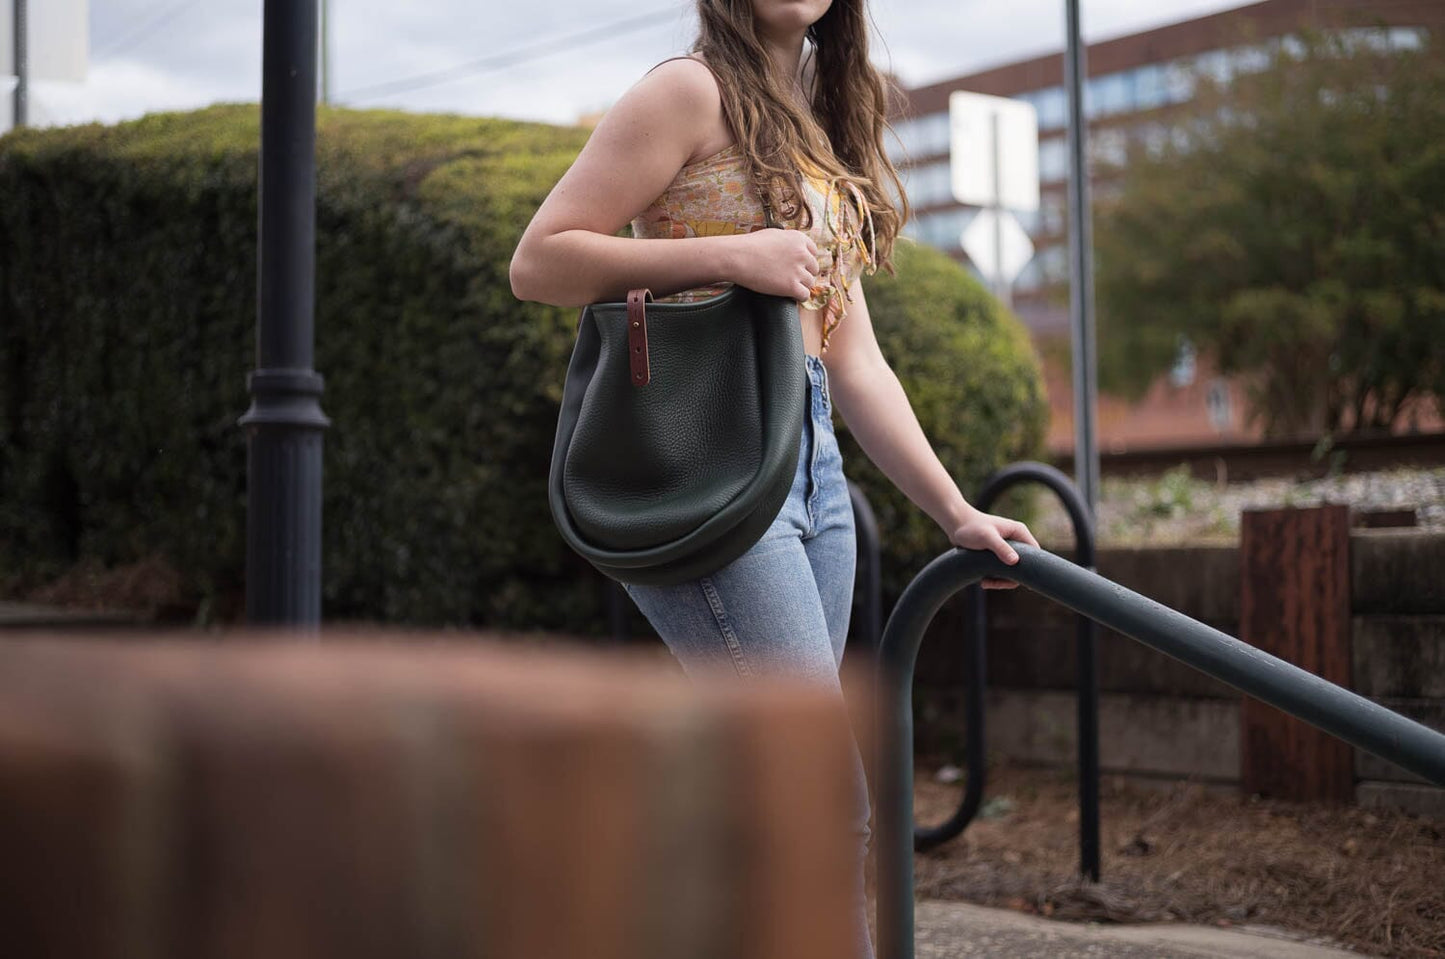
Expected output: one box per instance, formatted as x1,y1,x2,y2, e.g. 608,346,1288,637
239,0,330,627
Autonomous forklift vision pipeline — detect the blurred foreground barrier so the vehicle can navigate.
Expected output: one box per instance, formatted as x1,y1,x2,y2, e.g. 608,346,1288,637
0,636,858,959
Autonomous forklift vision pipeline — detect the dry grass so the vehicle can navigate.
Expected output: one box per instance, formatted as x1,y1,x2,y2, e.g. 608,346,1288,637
912,763,1445,958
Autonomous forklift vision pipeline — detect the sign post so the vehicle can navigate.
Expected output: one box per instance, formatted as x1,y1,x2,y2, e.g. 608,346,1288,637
1064,0,1100,516
948,90,1038,307
1,0,89,131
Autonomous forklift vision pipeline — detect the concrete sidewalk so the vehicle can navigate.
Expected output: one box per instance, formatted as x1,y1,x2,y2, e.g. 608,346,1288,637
914,900,1366,958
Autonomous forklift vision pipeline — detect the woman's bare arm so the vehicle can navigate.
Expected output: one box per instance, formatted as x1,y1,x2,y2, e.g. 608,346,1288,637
509,58,819,306
821,276,1038,587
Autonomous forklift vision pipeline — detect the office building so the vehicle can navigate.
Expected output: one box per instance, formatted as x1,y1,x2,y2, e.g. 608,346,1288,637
887,0,1441,450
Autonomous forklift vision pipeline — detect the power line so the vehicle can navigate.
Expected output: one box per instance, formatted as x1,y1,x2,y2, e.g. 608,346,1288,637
339,6,684,103
94,0,202,62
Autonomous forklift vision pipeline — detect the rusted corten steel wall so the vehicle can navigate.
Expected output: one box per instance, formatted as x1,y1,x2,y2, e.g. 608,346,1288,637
1241,505,1355,802
0,637,859,959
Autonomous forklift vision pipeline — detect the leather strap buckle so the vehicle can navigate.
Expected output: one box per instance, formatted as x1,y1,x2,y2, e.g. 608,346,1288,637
627,288,653,387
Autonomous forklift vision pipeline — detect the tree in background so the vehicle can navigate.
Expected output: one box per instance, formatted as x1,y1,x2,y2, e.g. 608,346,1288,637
1094,27,1445,437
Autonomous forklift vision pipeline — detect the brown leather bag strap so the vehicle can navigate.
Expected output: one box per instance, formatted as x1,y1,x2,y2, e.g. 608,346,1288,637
627,288,653,387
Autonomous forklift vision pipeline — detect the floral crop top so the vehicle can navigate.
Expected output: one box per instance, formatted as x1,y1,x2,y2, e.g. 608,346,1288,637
630,142,877,353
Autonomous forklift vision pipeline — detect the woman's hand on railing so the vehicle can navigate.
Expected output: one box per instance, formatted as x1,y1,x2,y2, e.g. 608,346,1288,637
947,509,1039,589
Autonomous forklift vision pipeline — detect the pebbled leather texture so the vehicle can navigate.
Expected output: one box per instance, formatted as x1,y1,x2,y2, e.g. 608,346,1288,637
549,285,806,586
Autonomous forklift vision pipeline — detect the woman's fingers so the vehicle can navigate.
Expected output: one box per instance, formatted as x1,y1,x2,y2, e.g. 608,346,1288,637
789,239,819,301
989,521,1035,588
1009,520,1040,550
947,513,1035,589
796,261,821,302
986,527,1020,565
798,268,816,300
741,228,823,300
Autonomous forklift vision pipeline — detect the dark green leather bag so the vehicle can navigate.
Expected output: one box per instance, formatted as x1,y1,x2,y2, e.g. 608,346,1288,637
548,284,806,586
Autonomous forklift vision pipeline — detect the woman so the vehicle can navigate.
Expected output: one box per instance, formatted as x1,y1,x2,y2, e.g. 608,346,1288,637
511,0,1037,953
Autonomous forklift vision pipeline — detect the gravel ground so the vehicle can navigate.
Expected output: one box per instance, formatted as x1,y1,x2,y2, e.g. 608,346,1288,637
1030,466,1445,547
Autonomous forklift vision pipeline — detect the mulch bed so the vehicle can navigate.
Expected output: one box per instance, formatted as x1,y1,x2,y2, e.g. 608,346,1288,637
912,762,1445,958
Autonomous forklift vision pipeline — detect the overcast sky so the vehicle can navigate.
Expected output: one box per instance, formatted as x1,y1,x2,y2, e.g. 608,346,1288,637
22,0,1252,129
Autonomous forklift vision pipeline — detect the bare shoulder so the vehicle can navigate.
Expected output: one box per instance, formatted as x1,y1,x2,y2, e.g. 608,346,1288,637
624,56,732,161
639,56,723,108
627,58,723,115
513,56,730,243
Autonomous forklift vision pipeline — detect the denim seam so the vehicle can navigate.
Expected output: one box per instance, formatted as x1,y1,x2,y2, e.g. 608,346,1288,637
700,577,753,680
805,407,824,537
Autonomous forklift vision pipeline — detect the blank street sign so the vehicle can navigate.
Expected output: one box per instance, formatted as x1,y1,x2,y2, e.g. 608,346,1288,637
961,208,1035,286
1,0,89,82
949,90,1039,212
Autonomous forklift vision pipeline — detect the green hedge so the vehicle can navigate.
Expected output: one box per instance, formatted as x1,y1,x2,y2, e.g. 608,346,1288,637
0,105,1045,630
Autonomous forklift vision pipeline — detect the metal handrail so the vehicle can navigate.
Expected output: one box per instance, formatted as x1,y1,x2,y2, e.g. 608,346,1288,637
914,462,1101,884
876,543,1445,959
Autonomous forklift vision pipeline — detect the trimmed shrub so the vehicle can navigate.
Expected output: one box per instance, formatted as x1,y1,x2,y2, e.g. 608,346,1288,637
0,105,1045,629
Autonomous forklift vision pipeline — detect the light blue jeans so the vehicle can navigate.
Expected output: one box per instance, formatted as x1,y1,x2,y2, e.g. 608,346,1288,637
623,352,874,958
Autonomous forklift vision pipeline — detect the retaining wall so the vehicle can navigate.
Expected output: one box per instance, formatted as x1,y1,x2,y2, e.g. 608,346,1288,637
914,529,1445,817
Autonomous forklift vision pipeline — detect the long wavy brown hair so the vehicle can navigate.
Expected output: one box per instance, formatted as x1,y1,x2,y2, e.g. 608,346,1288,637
691,0,909,274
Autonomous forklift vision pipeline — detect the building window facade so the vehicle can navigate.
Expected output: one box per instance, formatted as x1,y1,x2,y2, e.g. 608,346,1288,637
903,207,974,251
887,16,1437,313
899,160,953,208
890,111,950,160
